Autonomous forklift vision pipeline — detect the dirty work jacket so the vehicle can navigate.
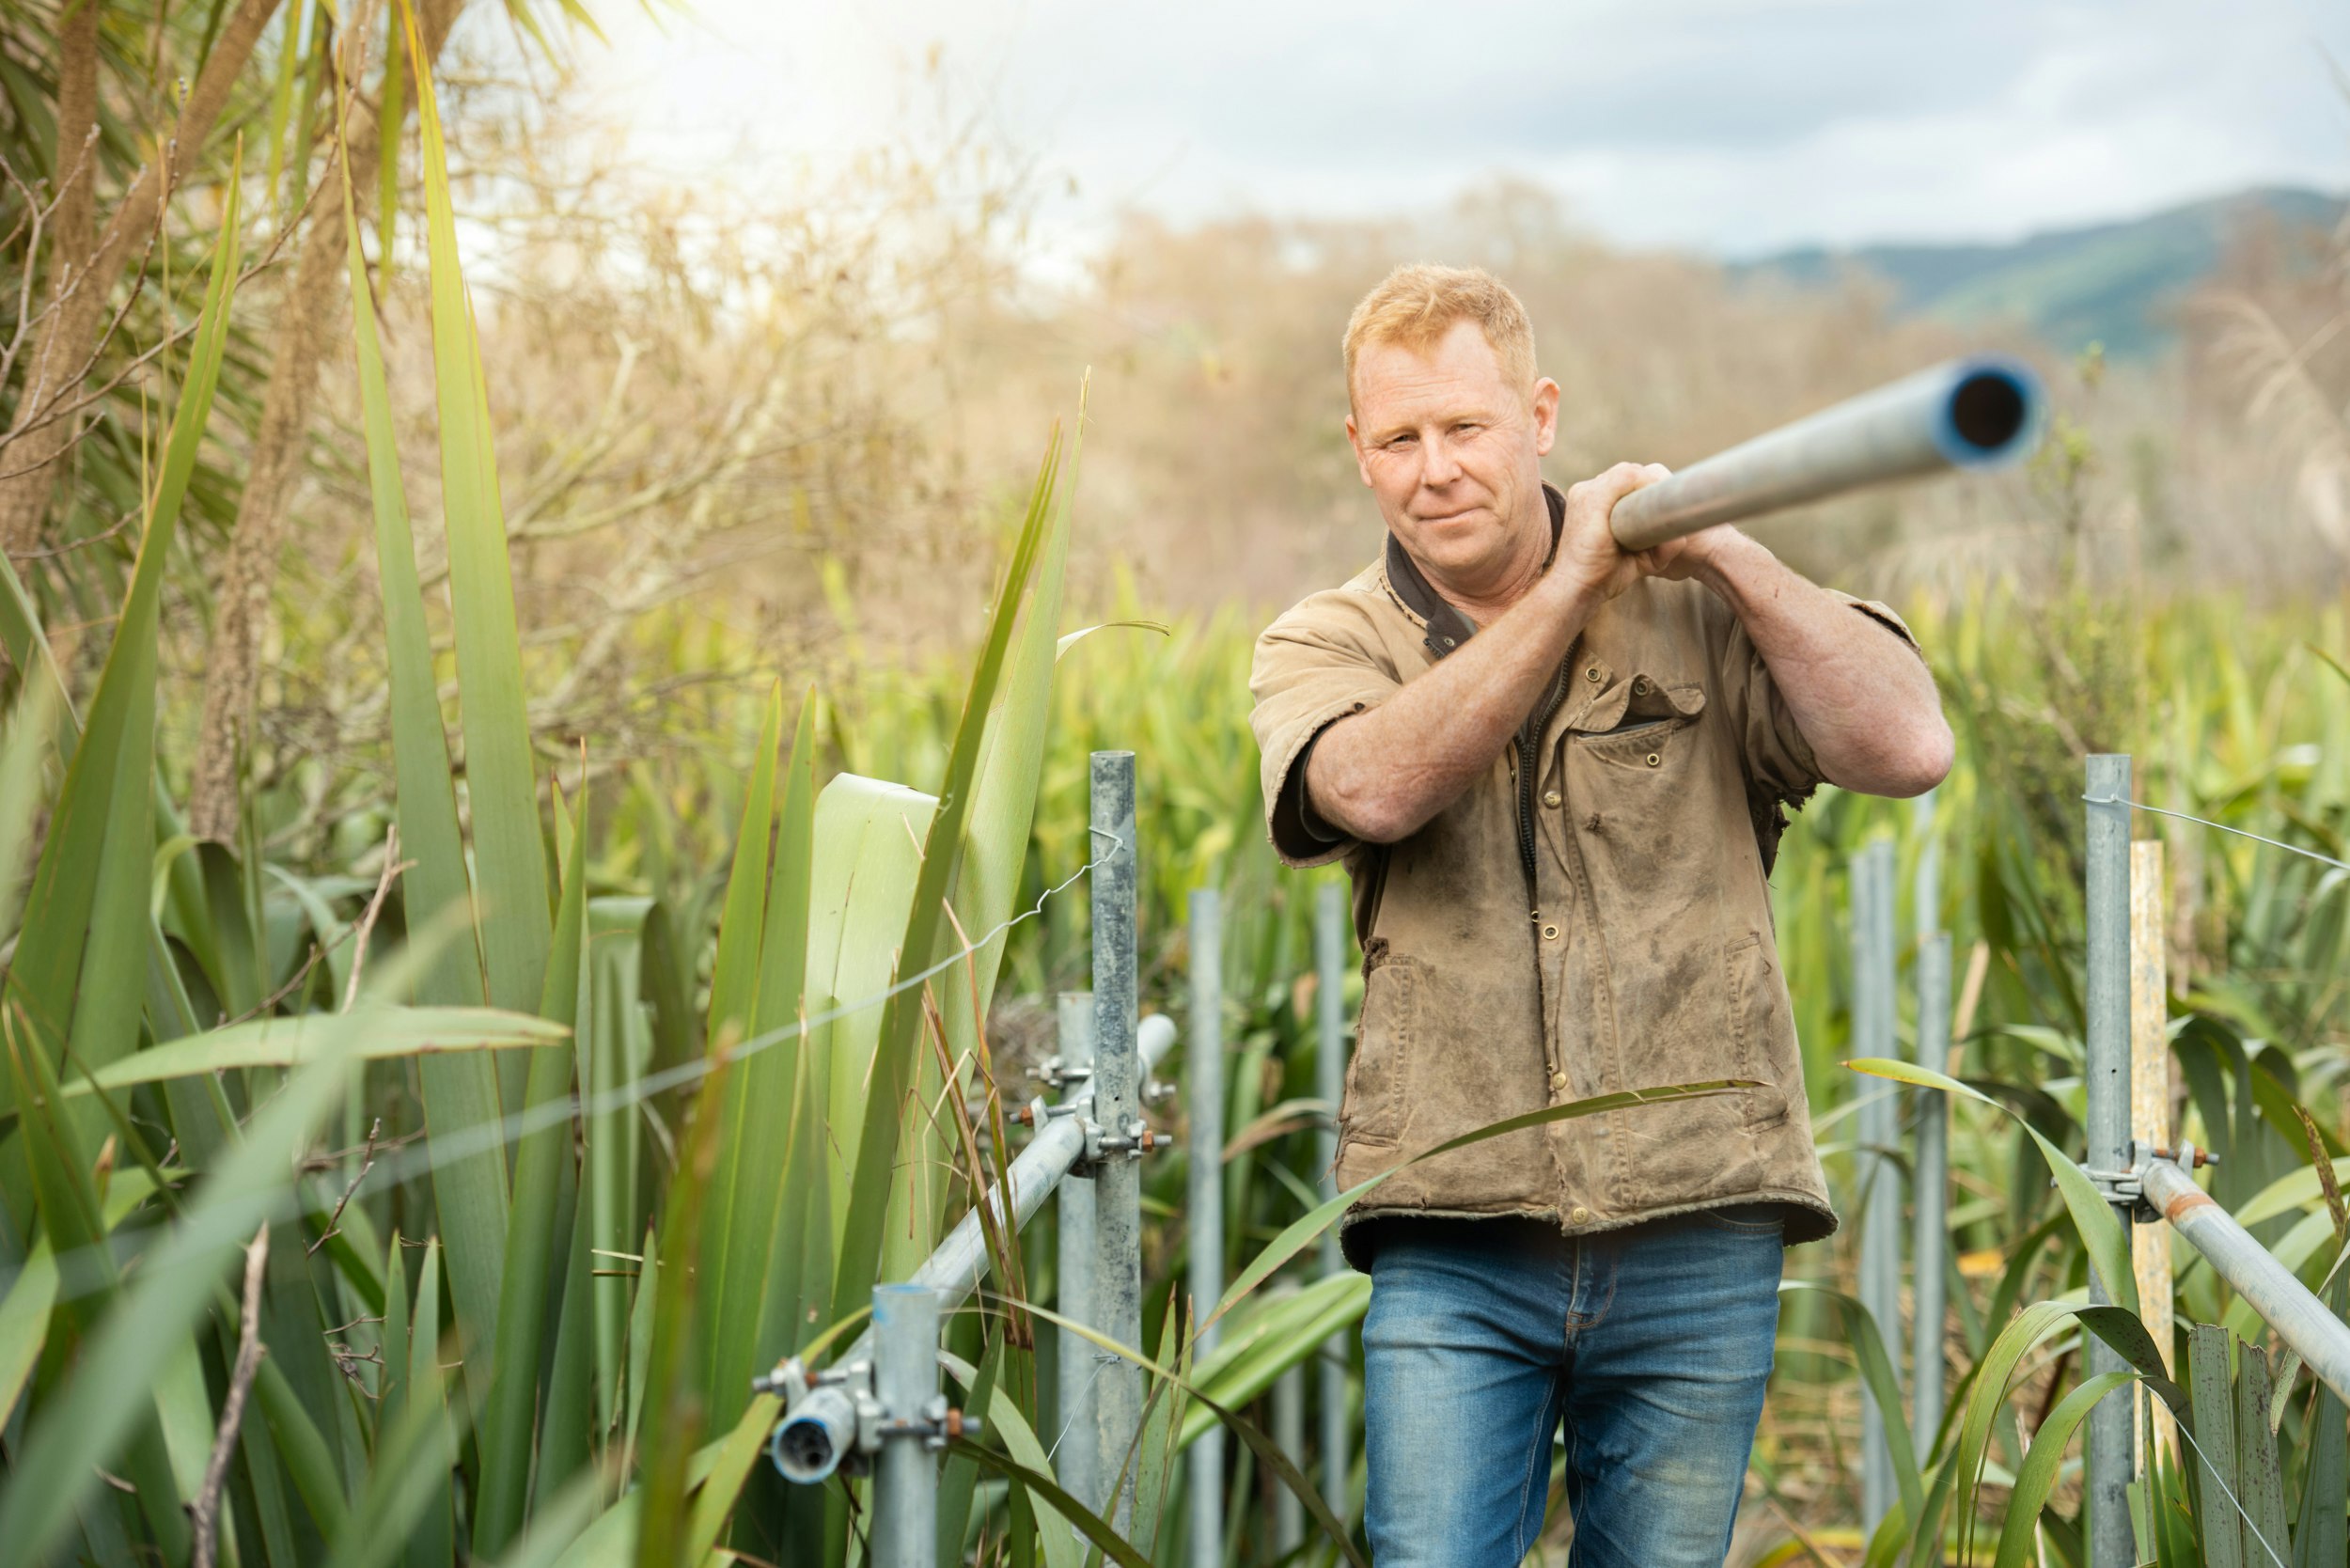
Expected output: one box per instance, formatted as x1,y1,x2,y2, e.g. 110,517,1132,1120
1248,489,1919,1262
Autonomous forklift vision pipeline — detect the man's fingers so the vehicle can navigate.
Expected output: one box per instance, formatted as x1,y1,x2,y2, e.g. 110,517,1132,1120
1568,460,1673,513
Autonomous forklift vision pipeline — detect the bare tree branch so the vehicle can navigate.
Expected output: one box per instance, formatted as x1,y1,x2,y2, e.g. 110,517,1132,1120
187,1224,269,1568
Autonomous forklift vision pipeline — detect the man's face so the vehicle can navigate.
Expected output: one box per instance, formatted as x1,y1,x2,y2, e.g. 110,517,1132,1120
1346,320,1559,588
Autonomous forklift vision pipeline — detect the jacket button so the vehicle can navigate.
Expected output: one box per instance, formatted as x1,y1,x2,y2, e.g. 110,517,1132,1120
1542,790,1561,808
1585,666,1602,682
1632,677,1650,695
1645,753,1662,768
1541,923,1560,942
1549,1070,1568,1091
1570,1205,1591,1225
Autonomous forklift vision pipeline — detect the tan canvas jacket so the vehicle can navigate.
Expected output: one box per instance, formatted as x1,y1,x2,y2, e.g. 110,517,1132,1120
1249,488,1919,1261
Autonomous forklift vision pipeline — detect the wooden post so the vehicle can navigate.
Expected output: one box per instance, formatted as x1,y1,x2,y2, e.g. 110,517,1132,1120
2131,839,2175,1457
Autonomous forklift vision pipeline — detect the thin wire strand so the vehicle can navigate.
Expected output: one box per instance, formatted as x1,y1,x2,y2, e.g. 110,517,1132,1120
2082,794,2350,875
16,831,1124,1307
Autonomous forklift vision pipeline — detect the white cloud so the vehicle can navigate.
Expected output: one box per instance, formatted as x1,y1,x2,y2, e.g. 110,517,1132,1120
575,0,2350,257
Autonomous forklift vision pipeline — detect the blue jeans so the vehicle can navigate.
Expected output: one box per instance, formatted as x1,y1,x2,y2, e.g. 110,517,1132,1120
1359,1208,1784,1567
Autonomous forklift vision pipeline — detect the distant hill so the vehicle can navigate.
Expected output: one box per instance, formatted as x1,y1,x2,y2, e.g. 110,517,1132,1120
1735,187,2345,360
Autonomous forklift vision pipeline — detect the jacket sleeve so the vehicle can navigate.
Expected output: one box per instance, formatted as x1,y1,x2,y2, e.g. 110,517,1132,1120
1248,597,1402,869
1716,591,1923,804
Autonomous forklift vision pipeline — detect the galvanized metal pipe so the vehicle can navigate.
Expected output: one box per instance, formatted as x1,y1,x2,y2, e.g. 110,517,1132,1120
1312,882,1351,1524
801,1011,1180,1396
1853,839,1902,1536
1910,792,1949,1451
2083,755,2135,1568
1056,993,1100,1514
767,1015,1177,1492
2140,1159,2350,1406
1608,356,2042,551
1910,929,1951,1450
1091,751,1145,1537
870,1283,943,1568
1186,890,1227,1568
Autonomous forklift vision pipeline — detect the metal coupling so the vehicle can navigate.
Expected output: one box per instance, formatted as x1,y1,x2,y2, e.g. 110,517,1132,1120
1076,1112,1156,1170
2074,1140,2216,1222
1036,1055,1093,1091
760,1357,980,1482
763,1358,882,1483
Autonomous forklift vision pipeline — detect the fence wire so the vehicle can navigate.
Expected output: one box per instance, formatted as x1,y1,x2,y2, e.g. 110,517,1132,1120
2082,792,2350,875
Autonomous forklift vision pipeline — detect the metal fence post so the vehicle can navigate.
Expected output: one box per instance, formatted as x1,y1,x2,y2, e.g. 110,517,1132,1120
1055,992,1098,1515
1187,890,1227,1568
1854,838,1903,1535
2084,754,2135,1568
1911,791,1950,1455
870,1283,943,1568
1090,751,1144,1537
1313,882,1352,1527
1911,929,1951,1452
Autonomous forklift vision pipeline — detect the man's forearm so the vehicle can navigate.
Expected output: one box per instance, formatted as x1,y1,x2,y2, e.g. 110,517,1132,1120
1308,572,1602,843
1691,532,1952,796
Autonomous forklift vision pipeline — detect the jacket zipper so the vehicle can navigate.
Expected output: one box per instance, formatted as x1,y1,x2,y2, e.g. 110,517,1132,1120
1516,656,1575,913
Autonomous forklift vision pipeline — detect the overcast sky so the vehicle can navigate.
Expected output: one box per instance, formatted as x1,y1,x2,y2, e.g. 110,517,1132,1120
578,0,2350,259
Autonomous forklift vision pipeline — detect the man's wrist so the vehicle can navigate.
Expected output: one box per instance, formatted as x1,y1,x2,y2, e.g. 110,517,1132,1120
1530,557,1606,623
1686,527,1775,601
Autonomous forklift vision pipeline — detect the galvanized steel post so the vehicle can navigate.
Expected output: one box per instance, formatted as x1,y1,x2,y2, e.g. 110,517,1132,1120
1090,752,1144,1536
2083,755,2135,1568
1313,882,1352,1525
870,1283,943,1568
1854,839,1903,1535
1055,992,1099,1514
1187,890,1227,1568
1911,790,1950,1453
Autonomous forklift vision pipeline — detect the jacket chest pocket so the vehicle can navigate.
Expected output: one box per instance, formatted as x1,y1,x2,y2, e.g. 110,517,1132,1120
1562,679,1707,789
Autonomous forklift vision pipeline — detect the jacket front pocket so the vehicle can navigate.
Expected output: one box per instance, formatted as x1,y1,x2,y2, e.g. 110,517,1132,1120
1343,954,1418,1147
1727,932,1795,1128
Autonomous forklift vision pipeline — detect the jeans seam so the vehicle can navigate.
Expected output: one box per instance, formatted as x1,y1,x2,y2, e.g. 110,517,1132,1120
1513,1374,1563,1560
1579,1246,1619,1331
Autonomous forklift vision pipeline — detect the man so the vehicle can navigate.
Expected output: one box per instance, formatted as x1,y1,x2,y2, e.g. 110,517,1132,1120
1247,265,1952,1567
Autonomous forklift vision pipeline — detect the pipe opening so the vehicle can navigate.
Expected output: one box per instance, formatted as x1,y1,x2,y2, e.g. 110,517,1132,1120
1949,370,2029,453
776,1418,838,1482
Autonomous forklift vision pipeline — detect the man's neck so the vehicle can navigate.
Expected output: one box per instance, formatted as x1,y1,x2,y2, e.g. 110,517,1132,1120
1418,495,1557,629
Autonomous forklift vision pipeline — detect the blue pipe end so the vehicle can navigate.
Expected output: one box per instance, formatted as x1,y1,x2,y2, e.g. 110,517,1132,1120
1934,356,2044,468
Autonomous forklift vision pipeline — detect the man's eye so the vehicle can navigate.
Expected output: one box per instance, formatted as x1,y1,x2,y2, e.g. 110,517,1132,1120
1453,423,1482,436
1386,435,1417,449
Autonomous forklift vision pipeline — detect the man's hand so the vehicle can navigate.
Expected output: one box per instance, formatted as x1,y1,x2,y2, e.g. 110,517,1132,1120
1550,463,1674,601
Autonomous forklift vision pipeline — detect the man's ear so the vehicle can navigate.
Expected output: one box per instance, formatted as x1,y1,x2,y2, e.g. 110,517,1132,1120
1346,413,1373,487
1531,377,1561,458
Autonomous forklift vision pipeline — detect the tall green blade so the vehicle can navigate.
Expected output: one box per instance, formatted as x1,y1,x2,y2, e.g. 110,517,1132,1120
830,433,1063,1323
406,3,552,1027
0,1000,368,1564
0,152,243,1219
337,60,508,1392
692,684,782,1411
474,786,590,1557
708,686,818,1424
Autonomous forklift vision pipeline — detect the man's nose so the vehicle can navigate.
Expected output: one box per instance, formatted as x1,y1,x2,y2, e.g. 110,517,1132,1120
1420,433,1462,486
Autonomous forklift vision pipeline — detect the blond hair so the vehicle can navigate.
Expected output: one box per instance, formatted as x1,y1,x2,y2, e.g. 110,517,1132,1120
1342,264,1538,408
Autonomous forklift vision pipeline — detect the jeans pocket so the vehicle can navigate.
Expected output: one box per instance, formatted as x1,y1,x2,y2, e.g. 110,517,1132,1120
1694,1201,1786,1235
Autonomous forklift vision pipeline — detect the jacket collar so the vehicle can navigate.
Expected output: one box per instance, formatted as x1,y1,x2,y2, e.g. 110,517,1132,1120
1384,483,1567,662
